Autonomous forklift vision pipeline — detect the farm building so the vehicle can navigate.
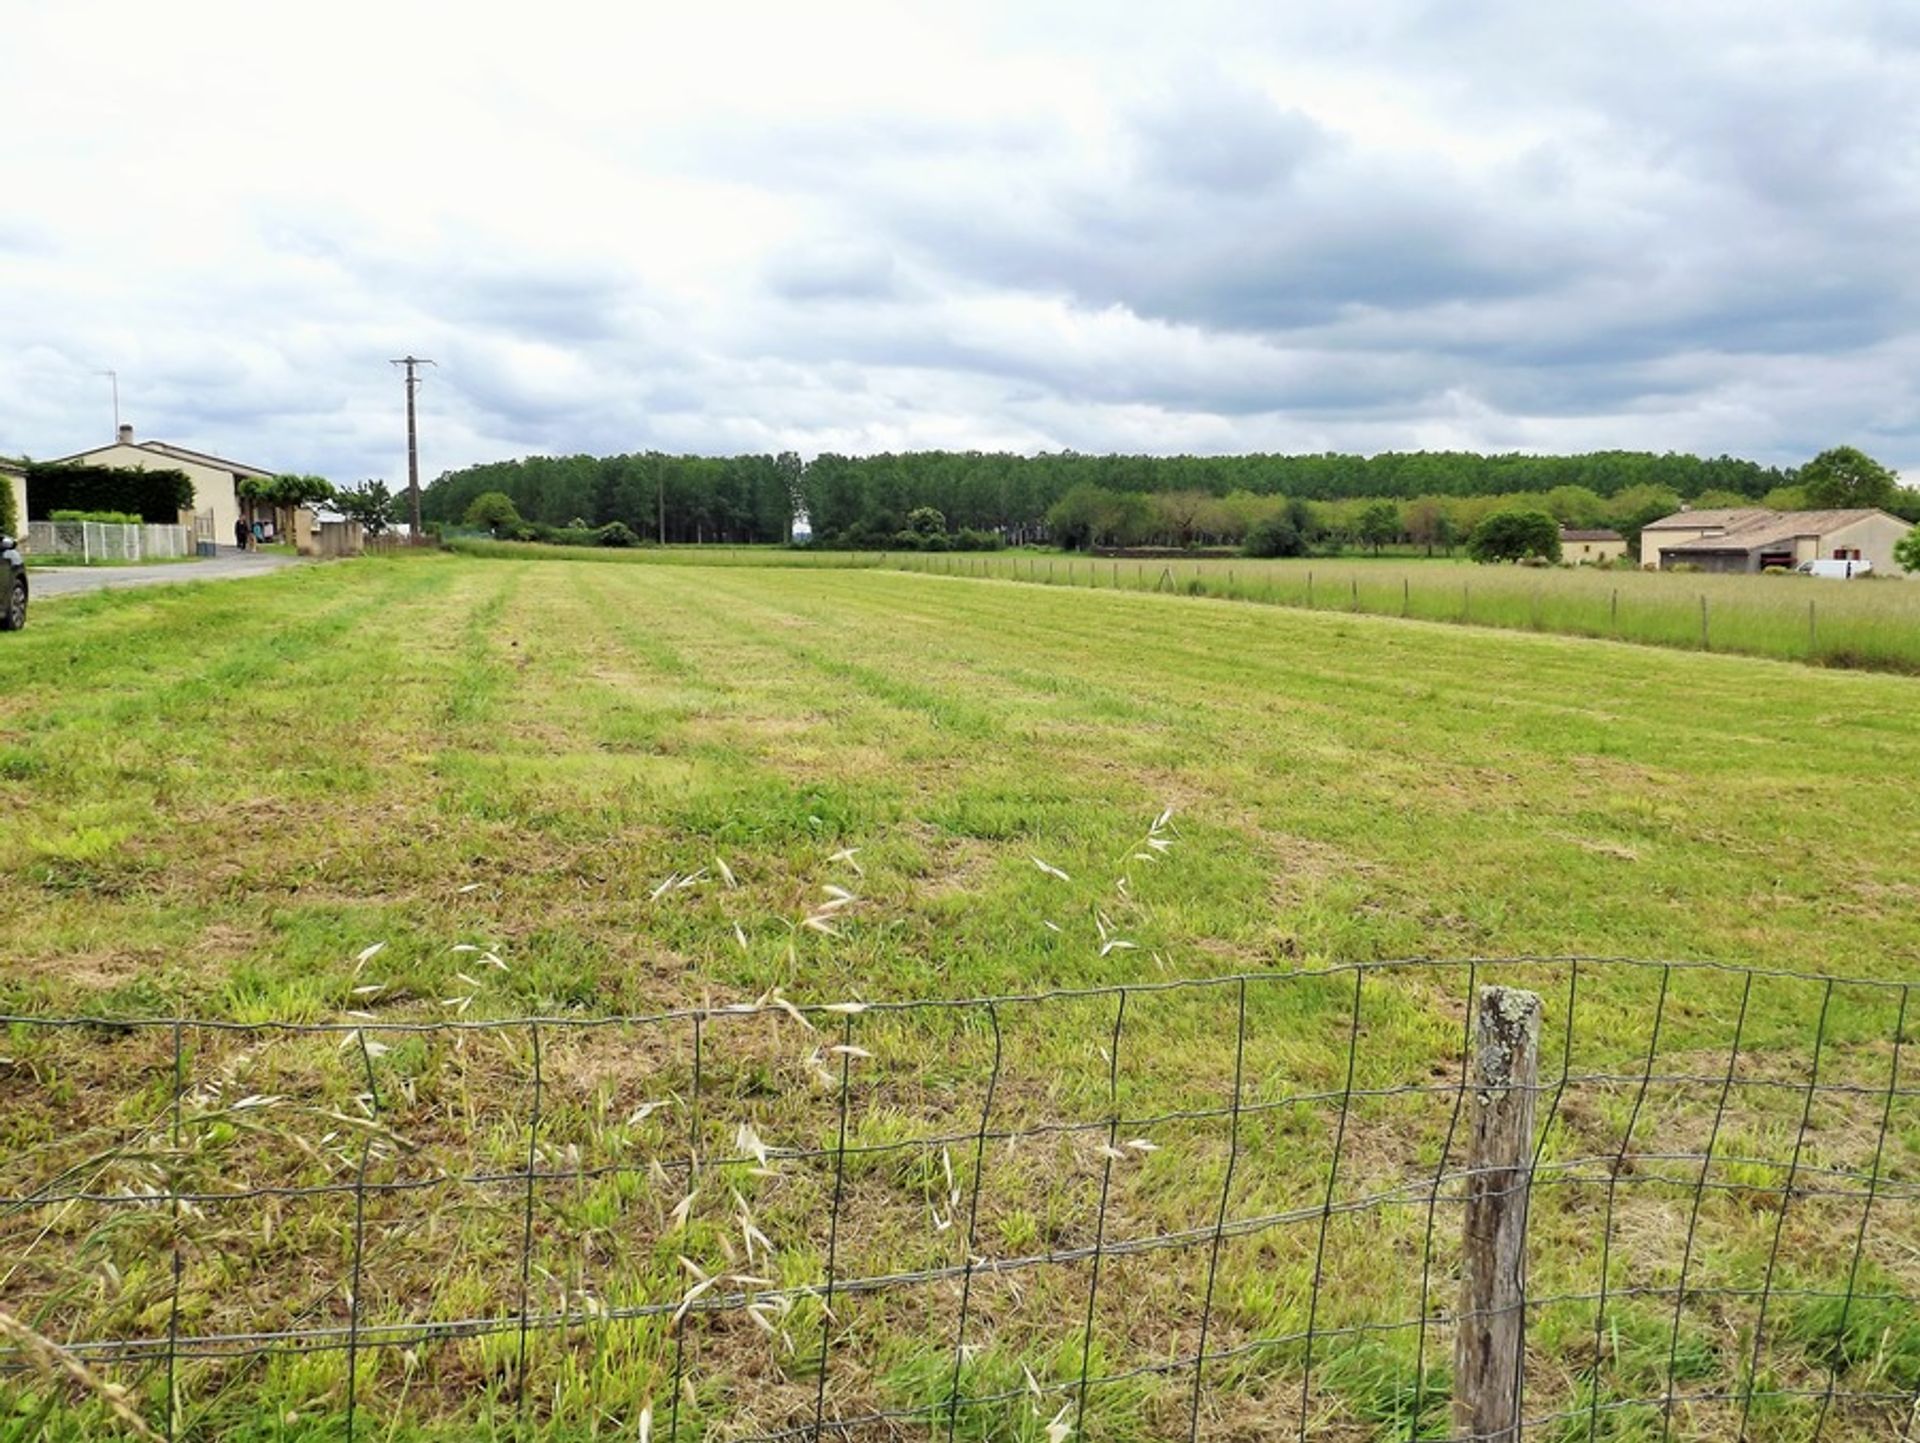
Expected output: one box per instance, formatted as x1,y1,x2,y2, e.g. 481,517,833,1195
1640,508,1915,574
43,424,272,547
1559,527,1626,564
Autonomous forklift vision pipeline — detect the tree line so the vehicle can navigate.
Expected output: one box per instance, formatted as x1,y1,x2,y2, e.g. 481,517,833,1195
420,447,1917,551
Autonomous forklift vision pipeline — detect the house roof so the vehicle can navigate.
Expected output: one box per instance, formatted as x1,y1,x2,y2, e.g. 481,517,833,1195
1640,508,1772,532
1654,509,1903,554
45,439,275,477
1560,528,1624,542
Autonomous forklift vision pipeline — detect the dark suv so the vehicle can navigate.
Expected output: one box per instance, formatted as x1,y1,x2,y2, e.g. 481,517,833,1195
2,532,24,631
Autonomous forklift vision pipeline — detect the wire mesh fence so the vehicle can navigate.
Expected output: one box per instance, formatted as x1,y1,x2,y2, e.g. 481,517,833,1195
1,957,1915,1440
24,521,190,562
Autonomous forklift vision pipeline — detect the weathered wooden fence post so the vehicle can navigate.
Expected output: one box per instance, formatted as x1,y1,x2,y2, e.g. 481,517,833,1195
1454,985,1542,1443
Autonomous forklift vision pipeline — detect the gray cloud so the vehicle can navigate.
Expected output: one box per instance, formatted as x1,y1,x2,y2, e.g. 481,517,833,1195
3,0,1919,479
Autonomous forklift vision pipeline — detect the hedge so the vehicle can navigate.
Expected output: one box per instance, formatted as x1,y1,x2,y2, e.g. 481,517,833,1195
49,509,145,525
26,463,195,524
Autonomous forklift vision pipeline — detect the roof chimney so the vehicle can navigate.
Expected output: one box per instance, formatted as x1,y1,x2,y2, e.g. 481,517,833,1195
117,423,134,445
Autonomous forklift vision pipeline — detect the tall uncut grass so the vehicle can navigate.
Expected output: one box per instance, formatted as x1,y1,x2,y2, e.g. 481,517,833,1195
889,554,1920,672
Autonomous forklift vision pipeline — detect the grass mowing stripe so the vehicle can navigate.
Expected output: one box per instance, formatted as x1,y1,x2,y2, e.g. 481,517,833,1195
3,553,1918,1439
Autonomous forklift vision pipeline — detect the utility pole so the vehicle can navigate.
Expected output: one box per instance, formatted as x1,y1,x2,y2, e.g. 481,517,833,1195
389,356,435,537
98,370,119,434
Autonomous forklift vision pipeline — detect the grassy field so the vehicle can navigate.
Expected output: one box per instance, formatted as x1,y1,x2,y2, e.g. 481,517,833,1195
2,554,1918,1440
448,538,1920,675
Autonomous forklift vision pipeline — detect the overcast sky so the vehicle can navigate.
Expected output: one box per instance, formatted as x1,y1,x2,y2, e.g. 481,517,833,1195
4,1,1918,482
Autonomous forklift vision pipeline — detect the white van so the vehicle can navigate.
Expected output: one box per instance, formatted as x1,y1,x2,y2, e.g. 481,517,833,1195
1797,558,1873,579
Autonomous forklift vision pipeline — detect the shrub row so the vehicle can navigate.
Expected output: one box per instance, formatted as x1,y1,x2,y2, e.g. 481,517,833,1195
48,509,145,525
821,527,1005,552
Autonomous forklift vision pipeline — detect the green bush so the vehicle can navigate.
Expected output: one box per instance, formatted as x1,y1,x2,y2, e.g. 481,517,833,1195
464,491,522,531
595,521,640,548
49,509,142,525
1244,513,1308,558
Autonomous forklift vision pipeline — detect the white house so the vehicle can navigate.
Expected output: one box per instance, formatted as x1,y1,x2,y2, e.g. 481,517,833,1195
43,424,274,546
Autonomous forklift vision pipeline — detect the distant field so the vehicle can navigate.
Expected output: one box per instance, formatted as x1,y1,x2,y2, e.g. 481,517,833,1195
3,555,1917,1439
446,538,1920,675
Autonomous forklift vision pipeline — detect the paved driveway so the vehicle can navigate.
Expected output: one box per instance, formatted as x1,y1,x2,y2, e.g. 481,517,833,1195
29,548,303,599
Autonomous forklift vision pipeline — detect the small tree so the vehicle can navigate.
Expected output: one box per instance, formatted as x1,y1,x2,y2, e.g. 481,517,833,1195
1467,509,1562,564
1800,446,1898,510
596,520,640,547
1893,525,1920,575
906,506,946,538
464,491,522,533
1356,501,1400,554
335,480,395,536
1243,512,1307,558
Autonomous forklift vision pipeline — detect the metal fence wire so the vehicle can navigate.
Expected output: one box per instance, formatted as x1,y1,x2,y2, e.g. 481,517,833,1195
1,957,1915,1440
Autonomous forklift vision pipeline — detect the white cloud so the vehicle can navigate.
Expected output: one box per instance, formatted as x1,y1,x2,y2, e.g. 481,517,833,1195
3,0,1919,480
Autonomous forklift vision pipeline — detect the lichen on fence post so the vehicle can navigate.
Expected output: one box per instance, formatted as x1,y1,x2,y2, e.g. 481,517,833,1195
1454,985,1542,1443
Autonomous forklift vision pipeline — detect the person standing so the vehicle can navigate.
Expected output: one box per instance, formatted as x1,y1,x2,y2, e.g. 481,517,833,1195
234,516,252,551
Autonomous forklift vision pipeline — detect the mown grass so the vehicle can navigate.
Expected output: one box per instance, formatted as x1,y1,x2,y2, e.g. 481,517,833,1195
446,538,1920,675
1,553,1917,1440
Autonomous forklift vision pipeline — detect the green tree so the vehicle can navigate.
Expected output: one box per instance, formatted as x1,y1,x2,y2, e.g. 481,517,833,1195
1800,446,1898,510
1893,525,1920,574
335,480,395,536
1047,484,1150,550
1606,483,1683,549
464,491,522,532
906,505,946,537
1356,500,1400,554
1243,512,1306,558
1467,509,1561,564
1542,485,1606,527
1688,488,1750,510
239,473,336,508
